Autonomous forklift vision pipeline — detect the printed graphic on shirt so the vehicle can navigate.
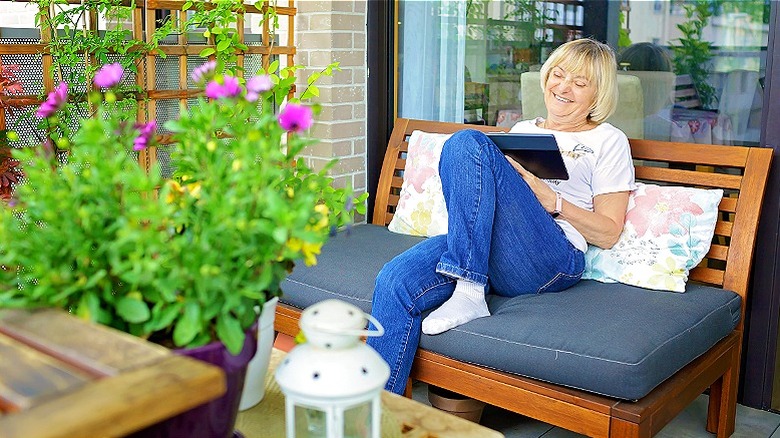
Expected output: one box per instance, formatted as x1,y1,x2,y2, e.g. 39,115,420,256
562,143,595,160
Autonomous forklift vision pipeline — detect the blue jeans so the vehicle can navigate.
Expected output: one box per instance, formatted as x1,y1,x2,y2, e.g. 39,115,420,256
367,129,585,394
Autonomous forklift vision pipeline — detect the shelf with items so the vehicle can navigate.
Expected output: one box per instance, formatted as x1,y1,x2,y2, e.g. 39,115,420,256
538,0,584,54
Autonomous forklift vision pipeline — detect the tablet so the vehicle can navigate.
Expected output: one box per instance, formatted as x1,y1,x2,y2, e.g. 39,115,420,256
487,133,569,180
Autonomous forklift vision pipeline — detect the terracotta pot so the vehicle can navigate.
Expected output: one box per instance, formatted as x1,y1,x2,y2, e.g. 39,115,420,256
427,385,486,424
128,327,257,438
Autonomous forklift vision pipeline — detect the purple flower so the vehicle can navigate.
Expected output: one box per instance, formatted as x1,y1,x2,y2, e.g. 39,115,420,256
36,82,68,118
133,120,157,151
191,61,217,85
205,75,242,100
277,104,313,133
93,63,124,88
245,75,272,102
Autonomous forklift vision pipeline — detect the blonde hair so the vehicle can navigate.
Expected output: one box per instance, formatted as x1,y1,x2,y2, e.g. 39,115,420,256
538,39,619,124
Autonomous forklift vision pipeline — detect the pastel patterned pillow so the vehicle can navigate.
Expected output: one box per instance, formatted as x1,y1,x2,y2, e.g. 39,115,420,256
583,183,723,292
388,130,452,237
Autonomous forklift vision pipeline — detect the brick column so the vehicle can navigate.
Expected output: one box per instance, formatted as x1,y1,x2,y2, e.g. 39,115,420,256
295,0,368,218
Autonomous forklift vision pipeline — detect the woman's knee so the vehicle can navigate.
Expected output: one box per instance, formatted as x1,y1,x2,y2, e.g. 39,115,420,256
441,129,488,161
374,259,414,308
373,238,447,308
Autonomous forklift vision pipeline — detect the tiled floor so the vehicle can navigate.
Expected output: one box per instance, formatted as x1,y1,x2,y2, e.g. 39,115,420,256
411,382,780,437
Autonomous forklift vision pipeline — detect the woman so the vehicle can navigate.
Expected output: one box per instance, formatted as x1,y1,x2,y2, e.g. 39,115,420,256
367,38,636,395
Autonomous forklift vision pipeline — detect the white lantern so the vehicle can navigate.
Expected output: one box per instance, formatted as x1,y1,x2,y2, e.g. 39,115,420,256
275,299,390,438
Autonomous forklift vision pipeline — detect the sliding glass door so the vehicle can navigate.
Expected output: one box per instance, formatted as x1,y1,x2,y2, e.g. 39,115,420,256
388,0,780,410
396,0,769,148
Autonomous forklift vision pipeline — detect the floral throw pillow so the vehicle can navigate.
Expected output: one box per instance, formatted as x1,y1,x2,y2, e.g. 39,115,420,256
388,130,452,237
583,183,723,292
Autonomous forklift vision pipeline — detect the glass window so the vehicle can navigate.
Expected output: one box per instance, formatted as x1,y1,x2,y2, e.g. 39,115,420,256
396,0,769,146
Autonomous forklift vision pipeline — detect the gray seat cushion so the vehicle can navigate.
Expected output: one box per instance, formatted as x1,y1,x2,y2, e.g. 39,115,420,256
280,224,741,400
281,224,424,312
420,281,740,400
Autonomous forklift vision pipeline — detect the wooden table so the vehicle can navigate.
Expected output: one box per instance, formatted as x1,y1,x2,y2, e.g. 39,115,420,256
0,309,226,438
236,348,504,438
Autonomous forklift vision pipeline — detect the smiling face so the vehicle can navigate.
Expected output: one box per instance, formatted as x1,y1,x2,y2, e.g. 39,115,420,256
543,65,597,129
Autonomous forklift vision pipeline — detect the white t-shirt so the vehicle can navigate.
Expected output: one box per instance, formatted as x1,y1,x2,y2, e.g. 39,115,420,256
509,117,636,252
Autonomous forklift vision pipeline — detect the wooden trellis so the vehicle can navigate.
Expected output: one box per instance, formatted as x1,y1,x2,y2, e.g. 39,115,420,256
0,0,296,176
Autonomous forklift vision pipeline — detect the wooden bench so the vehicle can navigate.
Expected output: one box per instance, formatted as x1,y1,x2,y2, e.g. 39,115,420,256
276,117,772,438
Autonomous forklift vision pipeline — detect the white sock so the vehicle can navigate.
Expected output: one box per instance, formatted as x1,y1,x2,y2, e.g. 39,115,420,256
422,280,490,335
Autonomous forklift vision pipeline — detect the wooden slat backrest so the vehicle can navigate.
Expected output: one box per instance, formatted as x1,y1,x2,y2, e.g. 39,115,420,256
373,119,772,329
372,119,509,227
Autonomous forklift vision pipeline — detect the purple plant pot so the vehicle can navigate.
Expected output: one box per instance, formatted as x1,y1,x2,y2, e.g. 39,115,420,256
129,328,257,438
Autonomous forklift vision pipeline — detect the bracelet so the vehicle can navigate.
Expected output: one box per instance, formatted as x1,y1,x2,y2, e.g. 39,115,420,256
551,192,563,218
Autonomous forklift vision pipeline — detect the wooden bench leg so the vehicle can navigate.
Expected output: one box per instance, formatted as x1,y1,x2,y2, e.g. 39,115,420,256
706,348,739,437
403,378,413,399
610,417,651,438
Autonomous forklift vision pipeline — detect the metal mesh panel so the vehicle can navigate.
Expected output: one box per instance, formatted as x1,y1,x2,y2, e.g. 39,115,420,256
155,144,174,178
0,37,39,44
186,56,205,89
154,98,178,134
155,96,195,178
155,55,181,90
244,53,265,77
64,101,90,134
102,98,138,120
1,40,44,95
59,59,88,93
105,53,139,90
4,106,46,147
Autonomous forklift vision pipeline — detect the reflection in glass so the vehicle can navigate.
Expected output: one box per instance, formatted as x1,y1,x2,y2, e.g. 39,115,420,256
396,0,768,146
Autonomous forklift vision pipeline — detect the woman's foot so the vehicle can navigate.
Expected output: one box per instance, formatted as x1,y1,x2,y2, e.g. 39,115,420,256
422,280,489,335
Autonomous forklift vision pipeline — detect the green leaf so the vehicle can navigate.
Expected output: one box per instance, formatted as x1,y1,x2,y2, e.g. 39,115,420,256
199,47,216,58
146,302,183,332
173,302,201,346
268,59,279,74
182,1,192,10
116,296,151,323
76,292,100,321
216,39,231,52
164,120,185,133
302,85,319,99
216,313,245,355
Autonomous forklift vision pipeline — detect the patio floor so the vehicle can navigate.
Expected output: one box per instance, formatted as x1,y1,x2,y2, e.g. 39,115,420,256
411,382,780,437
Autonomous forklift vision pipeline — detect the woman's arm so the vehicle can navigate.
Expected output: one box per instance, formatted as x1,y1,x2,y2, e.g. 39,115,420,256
507,157,629,249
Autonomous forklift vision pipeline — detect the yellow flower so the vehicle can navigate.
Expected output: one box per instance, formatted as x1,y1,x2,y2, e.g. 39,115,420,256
410,200,435,233
186,182,202,199
165,180,185,204
649,257,684,290
286,237,323,266
312,203,330,230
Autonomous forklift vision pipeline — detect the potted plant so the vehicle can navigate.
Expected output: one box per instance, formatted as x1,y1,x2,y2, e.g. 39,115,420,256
0,58,362,437
670,3,717,109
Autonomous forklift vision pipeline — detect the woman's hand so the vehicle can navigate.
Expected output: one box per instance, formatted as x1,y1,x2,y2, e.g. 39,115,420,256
506,154,629,249
505,155,557,213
